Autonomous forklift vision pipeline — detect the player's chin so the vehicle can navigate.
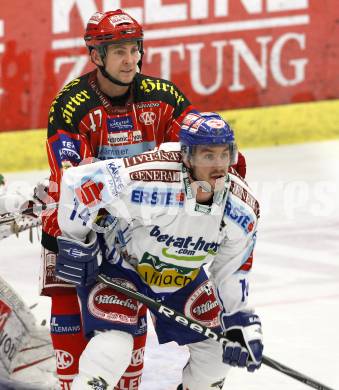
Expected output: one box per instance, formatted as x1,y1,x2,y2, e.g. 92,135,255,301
119,71,136,83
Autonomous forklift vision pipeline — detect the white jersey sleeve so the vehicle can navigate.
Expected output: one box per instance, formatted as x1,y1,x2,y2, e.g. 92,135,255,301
57,142,182,242
58,157,131,241
209,173,259,314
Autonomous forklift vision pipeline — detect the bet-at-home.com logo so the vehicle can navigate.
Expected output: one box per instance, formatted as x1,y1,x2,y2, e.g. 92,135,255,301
150,225,220,259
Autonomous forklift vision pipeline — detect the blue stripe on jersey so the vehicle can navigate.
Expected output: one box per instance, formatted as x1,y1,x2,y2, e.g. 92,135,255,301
97,141,156,159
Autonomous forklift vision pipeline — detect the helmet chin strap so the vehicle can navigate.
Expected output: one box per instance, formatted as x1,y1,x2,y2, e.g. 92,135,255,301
184,158,199,185
98,65,133,87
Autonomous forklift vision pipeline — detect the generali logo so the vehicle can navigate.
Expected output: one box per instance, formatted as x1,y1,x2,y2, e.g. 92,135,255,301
139,111,156,125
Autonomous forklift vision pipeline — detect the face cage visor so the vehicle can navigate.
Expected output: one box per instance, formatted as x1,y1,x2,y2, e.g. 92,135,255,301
181,142,238,167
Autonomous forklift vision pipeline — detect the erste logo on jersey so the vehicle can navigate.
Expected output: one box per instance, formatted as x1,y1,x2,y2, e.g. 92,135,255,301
131,188,184,207
88,280,139,325
224,200,255,234
184,281,221,328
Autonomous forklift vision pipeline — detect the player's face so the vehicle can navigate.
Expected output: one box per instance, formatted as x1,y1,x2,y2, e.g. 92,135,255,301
190,145,230,191
105,41,141,84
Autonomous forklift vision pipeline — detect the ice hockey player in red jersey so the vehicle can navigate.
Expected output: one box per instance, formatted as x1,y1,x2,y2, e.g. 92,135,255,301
40,9,196,390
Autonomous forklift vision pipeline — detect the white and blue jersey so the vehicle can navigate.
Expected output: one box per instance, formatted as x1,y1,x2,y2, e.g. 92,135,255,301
58,142,259,317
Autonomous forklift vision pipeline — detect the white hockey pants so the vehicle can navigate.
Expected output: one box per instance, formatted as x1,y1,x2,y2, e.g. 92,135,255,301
71,330,133,390
71,330,229,389
182,337,231,390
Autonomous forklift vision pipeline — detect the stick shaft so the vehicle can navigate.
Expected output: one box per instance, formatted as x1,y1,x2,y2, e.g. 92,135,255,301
98,274,335,390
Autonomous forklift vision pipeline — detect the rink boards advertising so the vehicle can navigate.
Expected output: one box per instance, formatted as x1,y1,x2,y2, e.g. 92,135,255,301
0,0,338,131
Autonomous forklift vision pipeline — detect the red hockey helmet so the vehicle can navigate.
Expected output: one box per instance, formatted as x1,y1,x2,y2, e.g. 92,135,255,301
84,9,143,49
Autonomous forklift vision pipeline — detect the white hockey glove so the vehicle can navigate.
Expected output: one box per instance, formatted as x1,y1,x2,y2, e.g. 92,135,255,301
56,234,102,286
221,310,263,372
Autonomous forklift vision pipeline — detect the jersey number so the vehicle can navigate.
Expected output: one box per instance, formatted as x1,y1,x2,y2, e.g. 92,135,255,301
239,279,249,302
89,110,103,133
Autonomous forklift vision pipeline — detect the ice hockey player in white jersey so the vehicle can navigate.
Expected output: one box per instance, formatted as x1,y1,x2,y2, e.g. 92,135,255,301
56,112,263,390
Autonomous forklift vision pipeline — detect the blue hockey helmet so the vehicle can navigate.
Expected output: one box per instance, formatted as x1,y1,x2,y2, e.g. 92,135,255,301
179,112,238,164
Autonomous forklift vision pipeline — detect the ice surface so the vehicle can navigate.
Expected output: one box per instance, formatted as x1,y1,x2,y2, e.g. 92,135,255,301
1,141,338,389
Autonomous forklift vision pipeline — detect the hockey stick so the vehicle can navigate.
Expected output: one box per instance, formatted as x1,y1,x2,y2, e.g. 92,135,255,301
0,202,58,225
0,202,58,241
97,274,335,390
